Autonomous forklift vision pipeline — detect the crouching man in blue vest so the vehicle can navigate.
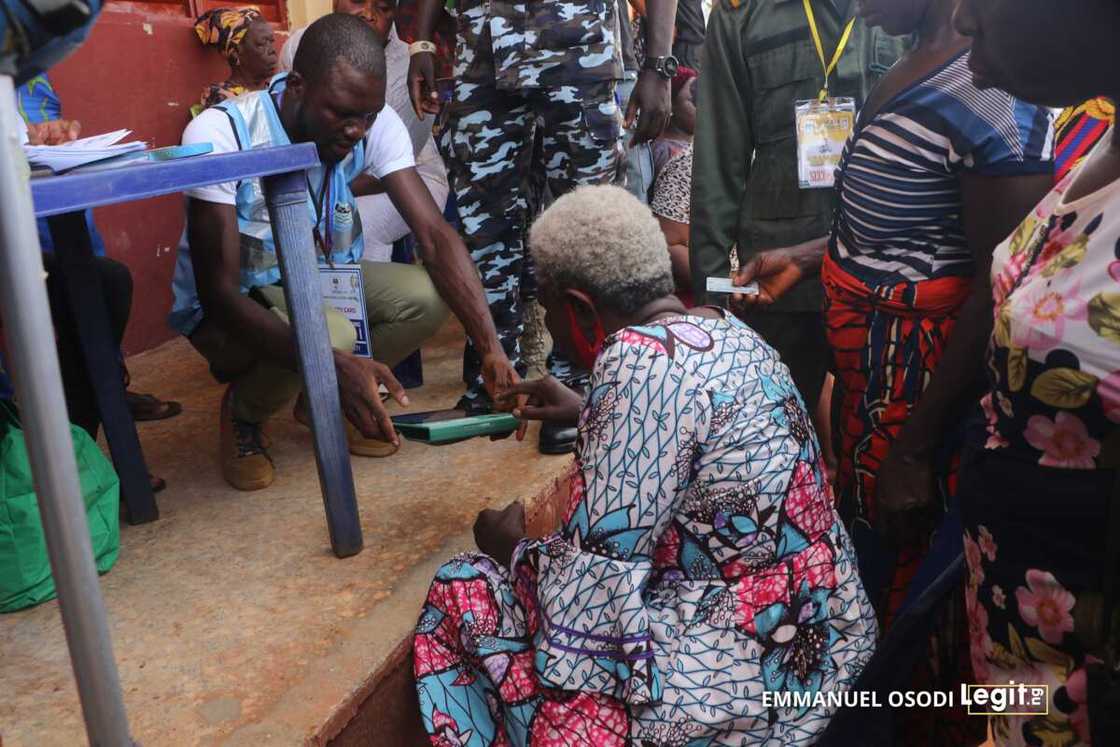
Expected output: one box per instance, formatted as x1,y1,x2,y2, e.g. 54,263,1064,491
169,13,516,491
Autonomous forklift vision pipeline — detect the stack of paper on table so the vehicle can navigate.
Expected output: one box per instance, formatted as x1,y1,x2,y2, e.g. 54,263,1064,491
24,129,146,173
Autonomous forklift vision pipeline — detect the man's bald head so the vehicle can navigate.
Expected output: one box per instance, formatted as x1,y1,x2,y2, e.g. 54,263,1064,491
291,12,386,86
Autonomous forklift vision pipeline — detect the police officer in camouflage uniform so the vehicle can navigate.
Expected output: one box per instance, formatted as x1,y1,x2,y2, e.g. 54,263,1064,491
409,0,679,446
691,0,906,410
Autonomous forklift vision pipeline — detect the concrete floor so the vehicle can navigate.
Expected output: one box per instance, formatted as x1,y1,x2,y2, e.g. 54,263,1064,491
0,322,573,746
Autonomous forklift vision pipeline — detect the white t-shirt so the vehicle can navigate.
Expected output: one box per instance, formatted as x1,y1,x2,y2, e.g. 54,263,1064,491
278,26,305,80
181,89,416,205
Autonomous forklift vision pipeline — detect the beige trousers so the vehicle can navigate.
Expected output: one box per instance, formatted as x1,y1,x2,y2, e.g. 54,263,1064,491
191,260,448,423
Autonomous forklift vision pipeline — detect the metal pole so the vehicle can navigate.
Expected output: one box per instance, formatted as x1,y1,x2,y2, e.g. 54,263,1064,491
0,75,132,746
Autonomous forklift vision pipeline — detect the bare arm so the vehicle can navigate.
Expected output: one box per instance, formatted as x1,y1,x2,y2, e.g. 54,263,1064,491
407,0,446,118
186,198,408,441
409,0,443,50
382,167,518,399
877,172,1052,530
626,0,677,144
187,198,299,367
641,0,675,60
350,174,386,196
658,216,692,289
890,172,1052,456
729,235,828,314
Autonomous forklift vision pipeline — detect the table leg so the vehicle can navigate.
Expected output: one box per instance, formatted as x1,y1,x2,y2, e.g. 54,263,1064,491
0,76,133,745
47,211,158,525
262,169,363,558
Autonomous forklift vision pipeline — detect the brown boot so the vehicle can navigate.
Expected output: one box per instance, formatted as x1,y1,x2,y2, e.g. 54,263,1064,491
293,392,398,458
220,386,275,491
343,420,399,458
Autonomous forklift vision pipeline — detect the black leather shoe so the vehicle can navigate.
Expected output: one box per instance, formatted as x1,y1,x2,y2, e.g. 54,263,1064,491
455,393,493,416
539,421,577,455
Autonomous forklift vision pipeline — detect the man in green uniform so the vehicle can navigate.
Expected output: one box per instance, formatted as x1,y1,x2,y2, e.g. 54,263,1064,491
690,0,906,408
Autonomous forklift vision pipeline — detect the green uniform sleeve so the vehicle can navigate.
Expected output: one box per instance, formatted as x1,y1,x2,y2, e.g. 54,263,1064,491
689,0,752,305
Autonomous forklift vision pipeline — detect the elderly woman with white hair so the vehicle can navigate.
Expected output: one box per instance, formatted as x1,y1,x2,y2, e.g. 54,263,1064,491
412,185,877,745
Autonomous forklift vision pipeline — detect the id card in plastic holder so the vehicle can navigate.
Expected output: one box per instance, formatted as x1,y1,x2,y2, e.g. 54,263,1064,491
795,97,855,189
319,264,372,358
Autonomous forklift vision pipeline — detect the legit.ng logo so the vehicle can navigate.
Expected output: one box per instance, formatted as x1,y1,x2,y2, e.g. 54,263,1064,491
963,683,1049,717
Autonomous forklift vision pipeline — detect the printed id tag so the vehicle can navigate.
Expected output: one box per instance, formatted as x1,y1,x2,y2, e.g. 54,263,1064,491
319,264,372,358
795,97,856,189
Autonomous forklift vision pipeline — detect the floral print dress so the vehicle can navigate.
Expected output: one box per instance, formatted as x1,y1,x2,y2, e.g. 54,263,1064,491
199,81,252,111
414,313,877,745
984,164,1120,467
964,132,1120,745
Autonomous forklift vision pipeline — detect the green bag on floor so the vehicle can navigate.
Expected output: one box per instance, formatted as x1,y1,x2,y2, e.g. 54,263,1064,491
0,401,120,613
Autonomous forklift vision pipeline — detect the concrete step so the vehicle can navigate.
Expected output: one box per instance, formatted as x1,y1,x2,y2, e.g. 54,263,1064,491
0,321,573,746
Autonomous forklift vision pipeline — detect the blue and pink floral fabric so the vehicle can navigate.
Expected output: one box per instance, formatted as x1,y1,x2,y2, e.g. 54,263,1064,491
413,313,876,745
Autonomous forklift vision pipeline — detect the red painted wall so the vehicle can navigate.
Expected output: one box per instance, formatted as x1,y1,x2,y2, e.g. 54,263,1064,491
48,10,287,355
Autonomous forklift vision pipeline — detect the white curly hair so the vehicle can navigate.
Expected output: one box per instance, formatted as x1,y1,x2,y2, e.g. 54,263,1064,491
529,184,675,315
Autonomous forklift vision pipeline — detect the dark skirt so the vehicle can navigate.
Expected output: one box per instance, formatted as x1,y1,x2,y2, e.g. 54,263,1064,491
959,446,1116,746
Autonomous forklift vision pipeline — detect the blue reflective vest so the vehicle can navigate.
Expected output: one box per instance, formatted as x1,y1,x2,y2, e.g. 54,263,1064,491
169,74,365,336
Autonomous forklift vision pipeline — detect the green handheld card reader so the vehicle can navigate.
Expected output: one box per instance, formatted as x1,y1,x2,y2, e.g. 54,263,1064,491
391,409,519,444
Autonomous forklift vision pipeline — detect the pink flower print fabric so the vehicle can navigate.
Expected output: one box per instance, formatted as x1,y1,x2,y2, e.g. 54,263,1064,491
985,166,1120,469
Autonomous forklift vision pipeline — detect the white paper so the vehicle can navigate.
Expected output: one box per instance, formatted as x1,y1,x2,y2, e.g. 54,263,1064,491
50,129,132,149
706,277,760,295
24,129,146,173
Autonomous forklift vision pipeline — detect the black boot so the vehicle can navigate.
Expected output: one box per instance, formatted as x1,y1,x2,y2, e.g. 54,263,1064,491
539,420,578,455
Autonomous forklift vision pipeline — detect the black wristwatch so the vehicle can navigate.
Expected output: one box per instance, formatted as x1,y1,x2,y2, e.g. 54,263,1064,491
641,54,680,80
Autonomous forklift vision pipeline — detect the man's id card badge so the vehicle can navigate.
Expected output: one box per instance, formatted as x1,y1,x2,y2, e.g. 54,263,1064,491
319,264,372,358
795,97,855,189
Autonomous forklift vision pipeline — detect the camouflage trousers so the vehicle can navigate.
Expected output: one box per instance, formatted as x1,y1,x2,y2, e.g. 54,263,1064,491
441,80,623,402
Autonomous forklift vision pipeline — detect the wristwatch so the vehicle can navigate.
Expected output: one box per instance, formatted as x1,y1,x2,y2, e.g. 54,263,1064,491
408,40,438,57
641,54,680,80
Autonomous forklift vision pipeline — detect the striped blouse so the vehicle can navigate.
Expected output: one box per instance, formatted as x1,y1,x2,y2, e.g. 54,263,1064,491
830,52,1053,286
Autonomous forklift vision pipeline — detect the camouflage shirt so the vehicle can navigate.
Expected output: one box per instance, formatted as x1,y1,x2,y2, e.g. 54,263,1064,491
454,0,624,89
690,0,909,310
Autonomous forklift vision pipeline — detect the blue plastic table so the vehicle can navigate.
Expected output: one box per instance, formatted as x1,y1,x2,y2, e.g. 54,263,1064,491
30,144,364,558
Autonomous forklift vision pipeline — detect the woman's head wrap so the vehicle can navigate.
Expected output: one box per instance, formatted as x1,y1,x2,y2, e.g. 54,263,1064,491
195,7,264,65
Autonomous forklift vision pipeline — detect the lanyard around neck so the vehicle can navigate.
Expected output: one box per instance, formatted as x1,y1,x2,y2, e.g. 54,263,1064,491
306,164,336,266
270,82,337,266
803,0,856,102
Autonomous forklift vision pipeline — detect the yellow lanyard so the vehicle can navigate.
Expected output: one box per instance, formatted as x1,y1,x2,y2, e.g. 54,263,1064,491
803,0,856,102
